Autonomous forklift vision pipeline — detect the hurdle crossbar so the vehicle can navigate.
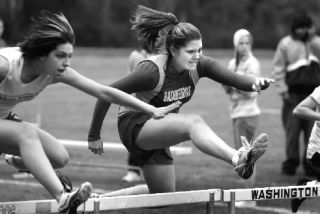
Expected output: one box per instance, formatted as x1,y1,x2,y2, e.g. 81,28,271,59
223,184,320,214
96,189,221,211
60,139,193,156
68,161,143,175
0,189,221,214
0,199,59,214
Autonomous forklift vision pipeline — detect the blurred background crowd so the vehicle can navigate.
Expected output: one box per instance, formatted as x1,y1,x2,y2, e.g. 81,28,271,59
1,0,320,48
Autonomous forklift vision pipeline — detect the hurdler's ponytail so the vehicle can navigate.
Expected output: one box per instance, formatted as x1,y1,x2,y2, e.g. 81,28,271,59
130,5,178,52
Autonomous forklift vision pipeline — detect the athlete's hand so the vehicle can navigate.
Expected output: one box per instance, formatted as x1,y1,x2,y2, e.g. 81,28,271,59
252,77,275,93
88,138,104,155
151,101,182,119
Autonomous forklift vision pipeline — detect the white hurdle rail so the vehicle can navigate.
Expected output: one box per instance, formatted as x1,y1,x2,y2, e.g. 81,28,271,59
60,139,193,156
0,189,221,214
2,185,320,214
61,139,192,175
223,184,320,214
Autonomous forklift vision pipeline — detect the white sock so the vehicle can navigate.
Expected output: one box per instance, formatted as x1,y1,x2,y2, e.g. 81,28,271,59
232,151,240,166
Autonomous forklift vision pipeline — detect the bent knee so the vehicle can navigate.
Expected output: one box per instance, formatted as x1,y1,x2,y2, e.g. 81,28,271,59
52,149,69,169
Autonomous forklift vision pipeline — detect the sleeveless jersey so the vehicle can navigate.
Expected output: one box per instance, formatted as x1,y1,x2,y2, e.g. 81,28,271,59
118,54,200,116
0,47,53,118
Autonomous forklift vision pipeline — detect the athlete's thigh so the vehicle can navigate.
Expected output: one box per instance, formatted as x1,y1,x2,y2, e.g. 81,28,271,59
0,119,27,155
135,113,193,150
142,164,175,193
35,127,68,160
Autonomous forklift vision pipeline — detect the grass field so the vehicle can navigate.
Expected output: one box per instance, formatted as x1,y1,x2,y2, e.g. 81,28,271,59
0,48,319,214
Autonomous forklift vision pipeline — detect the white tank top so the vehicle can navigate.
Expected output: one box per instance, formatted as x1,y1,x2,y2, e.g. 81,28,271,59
0,47,53,118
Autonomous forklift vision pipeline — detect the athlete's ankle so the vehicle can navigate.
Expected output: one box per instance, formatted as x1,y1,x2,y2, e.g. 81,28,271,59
232,151,240,166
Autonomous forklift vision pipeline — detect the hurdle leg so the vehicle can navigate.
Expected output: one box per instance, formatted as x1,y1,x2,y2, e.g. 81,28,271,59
206,192,215,214
93,199,100,214
227,192,235,214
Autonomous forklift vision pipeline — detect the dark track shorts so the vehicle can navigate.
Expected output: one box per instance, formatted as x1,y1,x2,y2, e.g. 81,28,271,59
118,111,173,166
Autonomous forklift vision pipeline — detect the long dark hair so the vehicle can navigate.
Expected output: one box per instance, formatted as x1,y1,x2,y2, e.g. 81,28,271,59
131,5,201,55
19,11,75,60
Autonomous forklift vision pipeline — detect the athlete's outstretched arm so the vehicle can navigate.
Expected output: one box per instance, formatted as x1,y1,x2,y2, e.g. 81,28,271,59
54,67,180,118
199,55,275,93
54,67,180,154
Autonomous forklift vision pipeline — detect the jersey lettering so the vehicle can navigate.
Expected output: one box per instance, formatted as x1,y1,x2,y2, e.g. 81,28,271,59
163,86,191,102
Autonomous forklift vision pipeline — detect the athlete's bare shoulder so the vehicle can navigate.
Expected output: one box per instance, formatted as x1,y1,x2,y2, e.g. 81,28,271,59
0,56,9,83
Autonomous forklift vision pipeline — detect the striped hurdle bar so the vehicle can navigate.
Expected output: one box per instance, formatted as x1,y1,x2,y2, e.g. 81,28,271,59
223,184,320,214
0,189,221,214
60,139,193,156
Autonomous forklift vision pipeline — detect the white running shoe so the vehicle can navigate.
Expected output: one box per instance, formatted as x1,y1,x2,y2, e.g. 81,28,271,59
58,182,92,214
234,133,269,179
122,171,142,183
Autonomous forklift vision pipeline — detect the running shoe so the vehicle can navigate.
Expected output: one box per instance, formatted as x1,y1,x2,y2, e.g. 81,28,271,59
291,178,312,213
234,133,269,179
58,181,92,214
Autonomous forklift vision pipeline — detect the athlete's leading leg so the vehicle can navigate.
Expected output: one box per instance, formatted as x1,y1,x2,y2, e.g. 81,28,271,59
0,120,64,200
136,113,269,179
7,123,70,171
136,113,236,164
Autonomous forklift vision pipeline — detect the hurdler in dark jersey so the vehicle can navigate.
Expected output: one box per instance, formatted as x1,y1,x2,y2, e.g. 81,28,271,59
89,54,256,138
119,54,254,111
88,6,274,197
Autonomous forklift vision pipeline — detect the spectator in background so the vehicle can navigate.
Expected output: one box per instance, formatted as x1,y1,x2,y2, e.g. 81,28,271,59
223,29,261,207
122,40,152,183
272,13,320,176
0,18,7,48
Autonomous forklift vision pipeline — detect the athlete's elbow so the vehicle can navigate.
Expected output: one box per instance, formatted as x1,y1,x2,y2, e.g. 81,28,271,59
292,107,303,118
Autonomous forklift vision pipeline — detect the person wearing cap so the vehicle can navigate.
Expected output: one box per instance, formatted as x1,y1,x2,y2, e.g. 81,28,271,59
223,29,261,207
272,13,320,176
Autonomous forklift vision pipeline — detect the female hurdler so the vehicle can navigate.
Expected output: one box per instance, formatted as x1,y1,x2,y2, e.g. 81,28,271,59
88,5,275,197
0,11,179,213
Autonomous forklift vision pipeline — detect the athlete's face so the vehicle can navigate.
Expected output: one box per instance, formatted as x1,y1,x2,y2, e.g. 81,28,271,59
43,43,73,77
236,35,251,57
171,39,202,71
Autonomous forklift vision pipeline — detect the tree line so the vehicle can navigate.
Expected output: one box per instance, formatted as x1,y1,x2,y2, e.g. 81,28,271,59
1,0,320,48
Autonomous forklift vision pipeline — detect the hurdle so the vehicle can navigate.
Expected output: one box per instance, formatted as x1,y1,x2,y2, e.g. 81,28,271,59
223,184,320,214
0,189,221,214
60,139,193,156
